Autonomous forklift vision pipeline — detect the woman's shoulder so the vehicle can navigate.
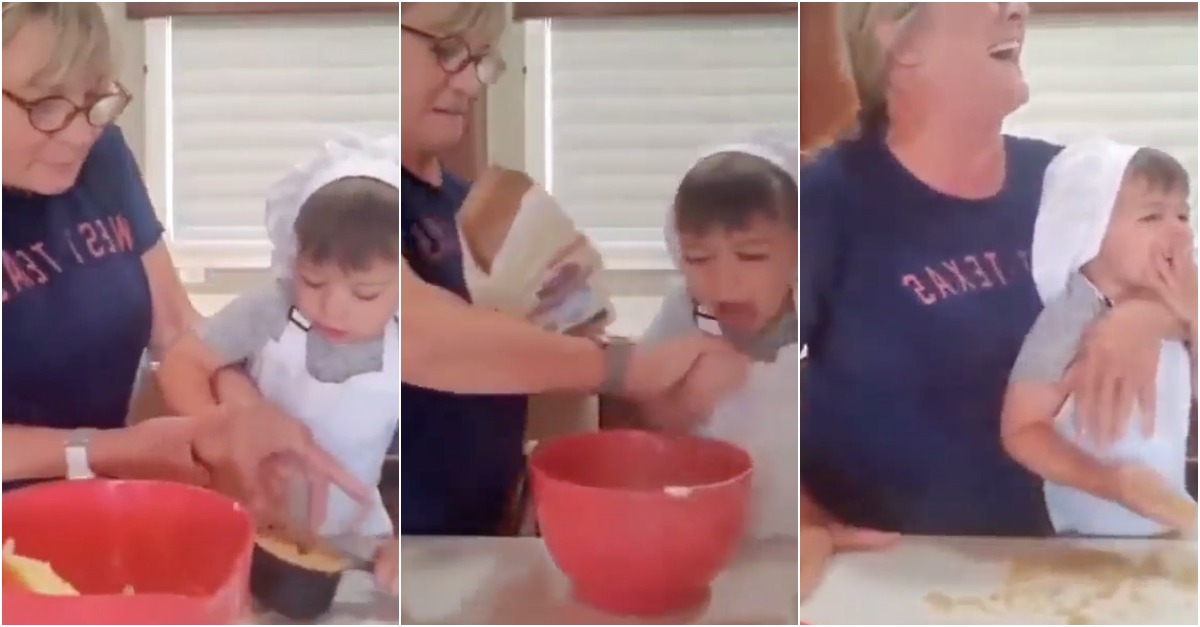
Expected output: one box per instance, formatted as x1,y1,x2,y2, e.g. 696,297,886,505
1004,134,1065,176
71,125,163,253
79,125,134,177
73,125,145,204
400,167,471,220
799,140,857,189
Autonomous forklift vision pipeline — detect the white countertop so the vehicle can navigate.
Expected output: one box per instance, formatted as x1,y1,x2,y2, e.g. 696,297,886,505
400,536,798,624
801,536,1197,625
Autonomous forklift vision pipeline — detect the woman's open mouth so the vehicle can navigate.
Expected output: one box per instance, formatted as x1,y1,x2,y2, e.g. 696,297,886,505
987,40,1022,63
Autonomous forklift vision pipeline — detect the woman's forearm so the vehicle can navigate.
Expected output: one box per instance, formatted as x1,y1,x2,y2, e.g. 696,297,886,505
401,269,605,395
2,425,70,481
212,365,261,407
2,425,127,482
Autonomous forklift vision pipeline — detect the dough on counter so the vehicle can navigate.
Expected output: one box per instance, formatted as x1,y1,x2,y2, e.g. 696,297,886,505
924,548,1198,624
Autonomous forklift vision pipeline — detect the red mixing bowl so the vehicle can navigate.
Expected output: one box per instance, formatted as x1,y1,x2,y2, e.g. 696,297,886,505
530,429,752,616
3,480,254,625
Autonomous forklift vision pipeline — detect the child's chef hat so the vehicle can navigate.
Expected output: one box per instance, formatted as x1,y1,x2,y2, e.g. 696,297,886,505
1032,138,1139,303
264,132,400,279
664,128,799,266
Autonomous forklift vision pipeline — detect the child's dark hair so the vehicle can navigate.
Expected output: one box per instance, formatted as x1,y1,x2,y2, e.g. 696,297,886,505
294,176,399,271
673,152,798,235
1125,148,1190,197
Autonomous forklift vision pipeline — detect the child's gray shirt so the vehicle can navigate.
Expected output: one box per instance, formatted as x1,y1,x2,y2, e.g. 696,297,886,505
1009,272,1109,385
196,280,388,383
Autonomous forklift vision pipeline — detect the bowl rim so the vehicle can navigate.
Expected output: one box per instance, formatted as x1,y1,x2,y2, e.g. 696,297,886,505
528,429,753,496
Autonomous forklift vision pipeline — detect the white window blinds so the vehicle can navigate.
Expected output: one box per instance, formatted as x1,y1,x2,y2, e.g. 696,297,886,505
526,17,799,270
1004,15,1198,218
145,15,398,271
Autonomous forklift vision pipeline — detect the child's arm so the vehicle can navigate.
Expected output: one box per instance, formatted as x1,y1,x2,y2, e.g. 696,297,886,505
1001,380,1121,502
158,284,291,416
1004,291,1196,531
1001,292,1127,502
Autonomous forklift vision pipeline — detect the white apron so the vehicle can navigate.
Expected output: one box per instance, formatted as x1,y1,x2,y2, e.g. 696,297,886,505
251,310,399,537
698,344,799,540
1047,341,1194,536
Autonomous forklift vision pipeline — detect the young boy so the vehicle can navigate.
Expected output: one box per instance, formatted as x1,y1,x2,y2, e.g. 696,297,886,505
639,131,799,540
1002,139,1198,537
158,135,399,591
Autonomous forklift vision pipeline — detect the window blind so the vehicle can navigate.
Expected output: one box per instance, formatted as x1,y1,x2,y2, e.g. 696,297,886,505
532,17,799,268
164,15,398,265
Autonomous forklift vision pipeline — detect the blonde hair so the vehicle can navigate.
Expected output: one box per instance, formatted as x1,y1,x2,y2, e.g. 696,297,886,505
400,2,507,46
2,2,113,87
839,3,921,132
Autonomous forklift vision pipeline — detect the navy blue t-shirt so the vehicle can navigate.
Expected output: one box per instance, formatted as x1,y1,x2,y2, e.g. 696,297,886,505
3,126,163,489
400,168,528,536
799,133,1063,537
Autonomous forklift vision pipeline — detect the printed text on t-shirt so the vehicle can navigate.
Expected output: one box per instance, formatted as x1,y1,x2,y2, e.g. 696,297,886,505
3,214,137,302
901,249,1031,306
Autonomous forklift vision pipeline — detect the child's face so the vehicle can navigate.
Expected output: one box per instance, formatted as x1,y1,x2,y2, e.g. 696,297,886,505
292,256,398,343
677,214,797,336
1095,177,1192,292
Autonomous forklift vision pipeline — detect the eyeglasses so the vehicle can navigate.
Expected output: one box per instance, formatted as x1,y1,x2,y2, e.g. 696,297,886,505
402,24,507,86
2,83,132,134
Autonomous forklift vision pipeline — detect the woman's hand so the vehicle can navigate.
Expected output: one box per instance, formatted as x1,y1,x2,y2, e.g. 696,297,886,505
89,417,211,485
1066,300,1177,444
800,523,899,603
645,350,751,433
799,525,834,604
374,537,399,595
190,401,376,533
622,334,743,400
676,350,751,419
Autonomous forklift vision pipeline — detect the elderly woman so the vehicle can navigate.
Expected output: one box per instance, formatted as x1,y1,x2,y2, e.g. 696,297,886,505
799,2,1187,598
400,2,742,536
1,2,368,523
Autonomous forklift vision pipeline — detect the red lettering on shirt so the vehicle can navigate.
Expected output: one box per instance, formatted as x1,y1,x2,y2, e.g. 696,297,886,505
901,250,1031,306
5,214,141,303
109,215,135,252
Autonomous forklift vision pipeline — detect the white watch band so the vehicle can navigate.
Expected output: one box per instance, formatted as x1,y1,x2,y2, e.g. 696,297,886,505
65,429,98,480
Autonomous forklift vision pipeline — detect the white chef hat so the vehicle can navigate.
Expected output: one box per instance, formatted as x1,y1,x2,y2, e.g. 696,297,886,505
1032,138,1140,304
264,132,400,279
664,128,799,266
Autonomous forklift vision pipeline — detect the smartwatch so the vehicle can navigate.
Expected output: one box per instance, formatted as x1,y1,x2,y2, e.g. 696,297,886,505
65,428,99,480
590,335,634,395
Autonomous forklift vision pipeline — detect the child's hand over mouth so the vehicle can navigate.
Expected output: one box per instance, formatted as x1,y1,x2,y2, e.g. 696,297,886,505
1149,240,1198,333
